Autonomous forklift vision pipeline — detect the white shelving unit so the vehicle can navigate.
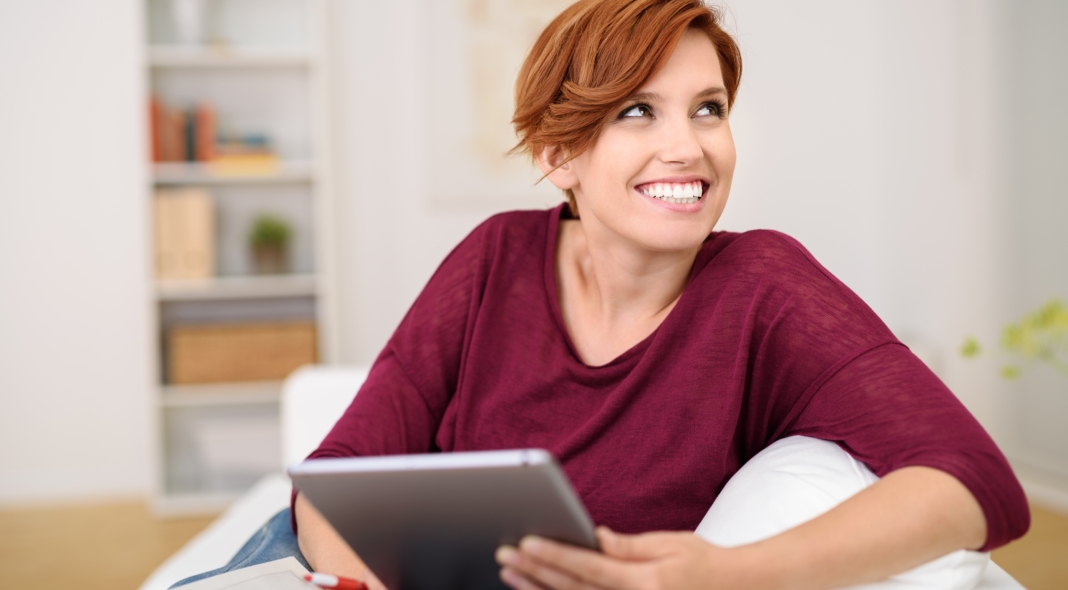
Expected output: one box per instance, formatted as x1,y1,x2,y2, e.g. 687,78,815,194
152,160,317,185
143,0,337,516
157,274,319,301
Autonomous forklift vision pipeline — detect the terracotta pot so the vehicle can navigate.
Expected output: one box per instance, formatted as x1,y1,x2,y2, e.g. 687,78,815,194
252,245,288,274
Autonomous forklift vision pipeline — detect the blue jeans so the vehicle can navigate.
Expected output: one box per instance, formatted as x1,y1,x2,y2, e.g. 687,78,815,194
170,509,310,588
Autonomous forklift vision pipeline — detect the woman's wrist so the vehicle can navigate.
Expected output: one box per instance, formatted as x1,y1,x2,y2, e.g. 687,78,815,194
714,539,799,590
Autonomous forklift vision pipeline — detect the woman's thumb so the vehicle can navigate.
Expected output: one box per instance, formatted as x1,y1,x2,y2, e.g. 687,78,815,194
598,527,671,560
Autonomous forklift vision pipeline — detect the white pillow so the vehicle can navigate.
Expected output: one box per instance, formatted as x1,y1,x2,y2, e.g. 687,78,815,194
694,436,989,590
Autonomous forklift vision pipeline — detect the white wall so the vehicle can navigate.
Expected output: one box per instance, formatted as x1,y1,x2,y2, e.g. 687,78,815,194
717,0,1015,439
0,0,153,505
1000,0,1068,506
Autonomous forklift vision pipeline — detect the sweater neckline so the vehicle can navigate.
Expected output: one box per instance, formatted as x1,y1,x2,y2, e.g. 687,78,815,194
542,203,664,370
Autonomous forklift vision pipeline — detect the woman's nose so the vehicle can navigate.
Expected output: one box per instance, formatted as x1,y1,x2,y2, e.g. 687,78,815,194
658,117,703,165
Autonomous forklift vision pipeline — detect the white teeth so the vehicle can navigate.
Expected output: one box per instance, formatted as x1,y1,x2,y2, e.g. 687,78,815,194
639,181,704,203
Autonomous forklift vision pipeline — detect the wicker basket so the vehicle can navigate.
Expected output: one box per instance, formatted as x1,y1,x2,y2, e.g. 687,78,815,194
167,321,318,384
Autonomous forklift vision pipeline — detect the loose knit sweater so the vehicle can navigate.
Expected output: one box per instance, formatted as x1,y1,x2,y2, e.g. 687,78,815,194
298,204,1029,550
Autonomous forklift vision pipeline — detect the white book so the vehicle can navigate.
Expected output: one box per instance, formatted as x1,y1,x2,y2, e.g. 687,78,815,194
178,557,315,590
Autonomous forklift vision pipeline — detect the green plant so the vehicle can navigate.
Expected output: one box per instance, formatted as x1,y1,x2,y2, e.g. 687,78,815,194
249,214,291,249
961,298,1068,379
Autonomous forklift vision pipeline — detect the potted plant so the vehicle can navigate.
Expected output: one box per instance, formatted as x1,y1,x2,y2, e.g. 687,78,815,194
249,214,291,275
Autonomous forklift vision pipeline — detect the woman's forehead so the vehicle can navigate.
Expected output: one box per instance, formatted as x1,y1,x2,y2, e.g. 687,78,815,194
634,30,724,97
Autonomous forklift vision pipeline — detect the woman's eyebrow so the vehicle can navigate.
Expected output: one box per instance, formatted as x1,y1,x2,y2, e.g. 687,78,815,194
695,86,728,99
625,87,727,103
626,91,665,103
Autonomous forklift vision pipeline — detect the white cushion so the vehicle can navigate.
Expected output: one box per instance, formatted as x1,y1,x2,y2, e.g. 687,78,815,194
280,366,370,468
695,436,998,590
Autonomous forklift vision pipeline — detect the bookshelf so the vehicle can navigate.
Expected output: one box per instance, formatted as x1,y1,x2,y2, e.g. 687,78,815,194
143,0,336,516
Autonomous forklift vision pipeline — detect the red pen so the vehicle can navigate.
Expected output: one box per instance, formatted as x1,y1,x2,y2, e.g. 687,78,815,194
303,572,368,590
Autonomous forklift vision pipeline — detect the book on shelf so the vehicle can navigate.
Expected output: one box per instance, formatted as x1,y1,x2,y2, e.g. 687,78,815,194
154,188,215,280
194,103,216,161
166,321,318,384
210,132,280,175
151,95,211,163
149,95,279,174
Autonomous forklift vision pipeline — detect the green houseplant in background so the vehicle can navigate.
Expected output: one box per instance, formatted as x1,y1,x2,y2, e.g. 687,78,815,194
962,298,1068,379
249,214,292,275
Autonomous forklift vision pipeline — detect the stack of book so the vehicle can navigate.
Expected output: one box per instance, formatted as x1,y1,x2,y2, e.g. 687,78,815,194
150,96,280,174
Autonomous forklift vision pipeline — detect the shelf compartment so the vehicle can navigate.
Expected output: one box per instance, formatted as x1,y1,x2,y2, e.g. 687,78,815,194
160,402,282,510
161,380,283,408
157,273,317,301
152,161,315,185
149,46,313,68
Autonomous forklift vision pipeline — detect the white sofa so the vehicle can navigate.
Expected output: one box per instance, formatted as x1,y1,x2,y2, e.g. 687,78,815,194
139,366,1026,590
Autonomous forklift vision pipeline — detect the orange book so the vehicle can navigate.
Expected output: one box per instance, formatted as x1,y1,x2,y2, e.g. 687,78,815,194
158,104,177,162
194,103,216,161
174,109,189,162
149,96,163,162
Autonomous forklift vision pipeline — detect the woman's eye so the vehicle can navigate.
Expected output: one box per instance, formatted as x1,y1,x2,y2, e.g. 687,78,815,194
619,104,652,119
694,101,726,118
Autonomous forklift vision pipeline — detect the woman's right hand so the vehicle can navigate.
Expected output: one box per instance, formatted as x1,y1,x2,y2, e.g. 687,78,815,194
294,492,388,590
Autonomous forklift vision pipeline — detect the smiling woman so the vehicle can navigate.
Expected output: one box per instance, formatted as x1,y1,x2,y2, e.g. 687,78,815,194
511,0,741,220
172,1,1030,589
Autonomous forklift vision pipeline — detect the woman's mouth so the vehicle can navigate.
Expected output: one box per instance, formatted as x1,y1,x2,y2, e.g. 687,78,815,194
636,180,705,205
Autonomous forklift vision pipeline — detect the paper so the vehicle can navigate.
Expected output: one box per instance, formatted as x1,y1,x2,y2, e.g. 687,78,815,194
225,572,312,590
178,557,316,590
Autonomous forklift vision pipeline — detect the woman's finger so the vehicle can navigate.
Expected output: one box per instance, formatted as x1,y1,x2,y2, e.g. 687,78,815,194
598,527,686,561
500,566,554,590
500,545,593,590
515,536,645,589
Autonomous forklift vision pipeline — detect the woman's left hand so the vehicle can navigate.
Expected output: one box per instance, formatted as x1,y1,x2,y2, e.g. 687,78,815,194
495,526,755,590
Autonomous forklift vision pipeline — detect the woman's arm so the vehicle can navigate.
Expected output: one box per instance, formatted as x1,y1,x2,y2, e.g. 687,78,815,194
294,492,388,590
497,465,986,590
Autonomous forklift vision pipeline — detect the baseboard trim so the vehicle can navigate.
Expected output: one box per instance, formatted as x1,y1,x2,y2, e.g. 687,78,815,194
1020,477,1068,515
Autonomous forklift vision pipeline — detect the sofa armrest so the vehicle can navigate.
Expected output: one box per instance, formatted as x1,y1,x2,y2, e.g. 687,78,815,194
281,366,369,468
138,474,292,590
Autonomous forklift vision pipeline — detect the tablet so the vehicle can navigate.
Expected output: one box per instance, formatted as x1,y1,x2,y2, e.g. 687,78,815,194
288,449,598,590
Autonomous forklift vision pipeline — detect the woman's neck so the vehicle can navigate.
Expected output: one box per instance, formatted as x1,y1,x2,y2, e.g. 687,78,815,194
556,217,700,366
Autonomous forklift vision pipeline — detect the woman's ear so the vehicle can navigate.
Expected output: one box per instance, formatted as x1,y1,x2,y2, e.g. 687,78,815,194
535,145,578,191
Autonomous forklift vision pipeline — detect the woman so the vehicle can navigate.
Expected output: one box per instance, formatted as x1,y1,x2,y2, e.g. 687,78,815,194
178,1,1029,589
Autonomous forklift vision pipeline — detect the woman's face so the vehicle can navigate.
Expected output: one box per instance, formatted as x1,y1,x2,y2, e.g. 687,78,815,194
550,28,736,253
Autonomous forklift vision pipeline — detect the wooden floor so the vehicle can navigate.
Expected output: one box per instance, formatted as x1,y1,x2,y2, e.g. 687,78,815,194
991,504,1068,590
0,501,1065,590
0,501,215,590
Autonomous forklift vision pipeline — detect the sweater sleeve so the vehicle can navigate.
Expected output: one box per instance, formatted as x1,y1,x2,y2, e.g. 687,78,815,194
289,217,494,531
721,229,1029,547
733,232,1029,550
787,343,1030,551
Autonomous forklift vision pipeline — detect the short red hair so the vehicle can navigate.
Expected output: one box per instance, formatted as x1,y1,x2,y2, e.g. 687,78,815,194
512,0,742,214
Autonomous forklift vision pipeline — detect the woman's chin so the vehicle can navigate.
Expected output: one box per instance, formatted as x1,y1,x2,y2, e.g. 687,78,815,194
629,225,715,254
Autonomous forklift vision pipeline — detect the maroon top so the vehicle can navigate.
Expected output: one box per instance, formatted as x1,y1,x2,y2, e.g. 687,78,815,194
298,204,1028,550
